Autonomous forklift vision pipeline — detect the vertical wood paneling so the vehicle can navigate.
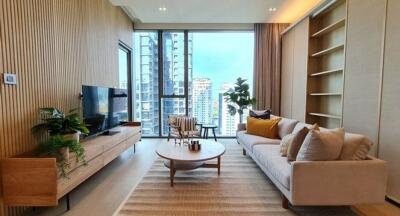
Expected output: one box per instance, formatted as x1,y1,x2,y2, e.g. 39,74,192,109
0,0,133,215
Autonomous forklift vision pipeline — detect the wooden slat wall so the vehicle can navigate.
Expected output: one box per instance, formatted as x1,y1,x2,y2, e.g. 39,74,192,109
0,0,133,215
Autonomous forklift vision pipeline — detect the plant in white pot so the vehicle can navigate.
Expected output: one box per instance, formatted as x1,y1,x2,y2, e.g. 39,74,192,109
32,107,89,177
223,78,256,128
32,107,89,142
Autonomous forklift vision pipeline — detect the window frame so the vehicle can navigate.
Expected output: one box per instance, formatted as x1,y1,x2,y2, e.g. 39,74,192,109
134,29,254,137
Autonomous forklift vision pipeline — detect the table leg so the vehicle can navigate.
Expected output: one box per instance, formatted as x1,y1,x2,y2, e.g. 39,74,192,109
217,156,221,175
170,160,175,187
212,128,217,141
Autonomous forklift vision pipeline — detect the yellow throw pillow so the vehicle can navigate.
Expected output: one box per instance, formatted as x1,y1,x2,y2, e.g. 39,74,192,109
246,117,281,139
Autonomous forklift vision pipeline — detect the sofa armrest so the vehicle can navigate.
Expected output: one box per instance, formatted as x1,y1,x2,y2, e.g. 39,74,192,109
237,123,246,131
290,157,388,206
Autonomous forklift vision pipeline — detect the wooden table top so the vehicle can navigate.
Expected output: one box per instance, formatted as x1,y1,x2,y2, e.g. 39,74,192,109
156,140,225,162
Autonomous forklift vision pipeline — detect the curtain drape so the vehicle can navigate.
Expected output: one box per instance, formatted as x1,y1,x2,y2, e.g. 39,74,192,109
253,23,289,115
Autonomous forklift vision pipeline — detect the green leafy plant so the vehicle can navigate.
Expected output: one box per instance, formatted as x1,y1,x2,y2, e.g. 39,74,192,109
32,107,89,136
36,135,86,178
223,78,256,123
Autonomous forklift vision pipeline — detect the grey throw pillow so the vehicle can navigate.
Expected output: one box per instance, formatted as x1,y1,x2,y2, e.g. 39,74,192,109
297,128,345,161
287,127,309,161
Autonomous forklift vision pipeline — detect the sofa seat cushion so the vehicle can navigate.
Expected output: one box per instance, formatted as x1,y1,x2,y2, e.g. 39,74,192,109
237,131,281,153
252,145,291,190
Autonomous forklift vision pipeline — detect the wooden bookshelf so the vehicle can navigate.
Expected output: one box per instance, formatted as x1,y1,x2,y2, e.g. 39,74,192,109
306,0,346,128
310,68,343,77
308,112,342,119
312,18,346,38
309,93,342,96
311,44,344,57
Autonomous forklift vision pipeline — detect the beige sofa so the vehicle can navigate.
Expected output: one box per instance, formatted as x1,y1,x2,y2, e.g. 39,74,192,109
236,117,388,208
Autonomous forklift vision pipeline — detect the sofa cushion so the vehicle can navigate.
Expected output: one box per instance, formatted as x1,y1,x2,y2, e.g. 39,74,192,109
278,118,299,139
246,117,281,139
292,122,313,134
253,145,291,190
237,131,280,153
280,133,295,156
287,127,310,161
297,128,345,161
340,132,373,160
270,115,299,139
250,109,271,119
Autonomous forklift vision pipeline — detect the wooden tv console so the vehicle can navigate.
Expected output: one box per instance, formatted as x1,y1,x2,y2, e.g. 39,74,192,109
1,122,141,209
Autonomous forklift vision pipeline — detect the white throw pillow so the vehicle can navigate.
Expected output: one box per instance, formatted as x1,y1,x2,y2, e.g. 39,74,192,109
280,133,295,156
296,128,345,161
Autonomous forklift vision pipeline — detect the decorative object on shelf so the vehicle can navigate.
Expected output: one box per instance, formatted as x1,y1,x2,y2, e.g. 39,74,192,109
35,135,86,178
32,107,89,142
223,77,256,123
188,140,201,152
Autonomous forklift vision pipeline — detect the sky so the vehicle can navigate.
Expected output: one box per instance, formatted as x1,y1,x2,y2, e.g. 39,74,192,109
191,32,254,100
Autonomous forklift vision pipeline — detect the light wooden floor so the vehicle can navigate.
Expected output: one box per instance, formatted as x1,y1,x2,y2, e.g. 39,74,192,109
28,138,400,216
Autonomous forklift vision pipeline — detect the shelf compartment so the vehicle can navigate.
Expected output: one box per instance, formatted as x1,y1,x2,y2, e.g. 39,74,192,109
308,112,342,119
312,19,346,38
309,93,342,96
311,44,344,57
310,68,343,77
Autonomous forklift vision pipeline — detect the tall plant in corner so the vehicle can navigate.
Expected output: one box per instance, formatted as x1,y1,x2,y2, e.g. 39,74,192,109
223,78,256,123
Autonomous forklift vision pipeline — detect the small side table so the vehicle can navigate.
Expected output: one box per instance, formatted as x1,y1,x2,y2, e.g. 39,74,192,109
202,125,217,141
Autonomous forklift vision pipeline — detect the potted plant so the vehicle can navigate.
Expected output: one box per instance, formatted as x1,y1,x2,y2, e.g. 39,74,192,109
32,107,89,177
32,107,90,142
223,78,256,124
36,135,86,177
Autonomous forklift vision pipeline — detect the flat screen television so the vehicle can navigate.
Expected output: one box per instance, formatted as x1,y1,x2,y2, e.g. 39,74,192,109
82,85,128,136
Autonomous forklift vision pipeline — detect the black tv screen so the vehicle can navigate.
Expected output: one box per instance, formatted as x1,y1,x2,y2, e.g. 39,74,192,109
82,85,128,136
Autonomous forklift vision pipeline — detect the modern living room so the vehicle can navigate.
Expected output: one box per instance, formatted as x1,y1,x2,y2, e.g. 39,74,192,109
1,0,400,216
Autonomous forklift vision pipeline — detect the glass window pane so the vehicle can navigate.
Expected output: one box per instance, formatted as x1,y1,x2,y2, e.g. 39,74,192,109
162,31,185,96
190,32,254,136
134,31,159,136
118,48,128,89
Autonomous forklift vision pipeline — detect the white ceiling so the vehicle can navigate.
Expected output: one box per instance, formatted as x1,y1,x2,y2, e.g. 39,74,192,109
110,0,323,24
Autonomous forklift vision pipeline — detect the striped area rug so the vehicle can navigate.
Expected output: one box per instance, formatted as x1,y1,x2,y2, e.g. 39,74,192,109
116,140,357,216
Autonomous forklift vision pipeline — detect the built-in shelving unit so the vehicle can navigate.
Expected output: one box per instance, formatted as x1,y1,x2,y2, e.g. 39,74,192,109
309,93,342,96
311,18,346,38
310,68,343,77
306,0,347,128
309,112,342,119
311,44,344,57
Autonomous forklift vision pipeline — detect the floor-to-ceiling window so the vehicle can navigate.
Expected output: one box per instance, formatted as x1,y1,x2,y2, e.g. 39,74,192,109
190,32,254,136
133,32,160,136
134,30,254,137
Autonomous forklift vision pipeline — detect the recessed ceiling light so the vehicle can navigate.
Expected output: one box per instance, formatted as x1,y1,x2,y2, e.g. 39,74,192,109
268,7,277,12
159,7,167,11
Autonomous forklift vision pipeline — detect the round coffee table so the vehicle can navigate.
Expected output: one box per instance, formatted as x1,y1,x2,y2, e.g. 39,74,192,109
156,140,226,186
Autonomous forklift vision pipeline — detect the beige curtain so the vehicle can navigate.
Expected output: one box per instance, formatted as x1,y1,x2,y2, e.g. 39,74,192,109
253,23,289,115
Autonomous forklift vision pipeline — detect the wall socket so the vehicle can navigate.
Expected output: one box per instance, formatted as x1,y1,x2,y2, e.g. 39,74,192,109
3,73,17,85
